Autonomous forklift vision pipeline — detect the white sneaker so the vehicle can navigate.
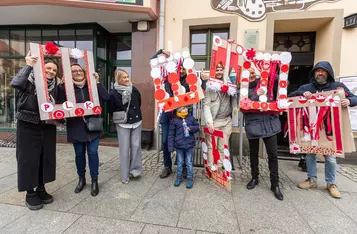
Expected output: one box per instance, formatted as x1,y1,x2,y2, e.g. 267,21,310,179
210,165,217,171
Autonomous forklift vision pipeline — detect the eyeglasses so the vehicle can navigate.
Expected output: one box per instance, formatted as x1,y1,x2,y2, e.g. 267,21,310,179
71,70,83,74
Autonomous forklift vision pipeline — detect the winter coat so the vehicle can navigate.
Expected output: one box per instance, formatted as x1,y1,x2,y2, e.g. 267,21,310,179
10,65,60,124
108,86,142,124
202,88,237,125
168,114,199,152
288,61,357,107
242,80,281,140
10,65,59,191
58,83,109,143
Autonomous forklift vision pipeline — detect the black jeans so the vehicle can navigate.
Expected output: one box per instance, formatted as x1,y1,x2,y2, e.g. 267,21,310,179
248,134,279,181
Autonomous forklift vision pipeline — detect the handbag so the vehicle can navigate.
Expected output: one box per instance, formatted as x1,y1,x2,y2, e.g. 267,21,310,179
83,117,104,132
113,99,131,124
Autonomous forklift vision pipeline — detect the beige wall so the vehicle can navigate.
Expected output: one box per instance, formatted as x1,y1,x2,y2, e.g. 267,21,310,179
164,0,357,76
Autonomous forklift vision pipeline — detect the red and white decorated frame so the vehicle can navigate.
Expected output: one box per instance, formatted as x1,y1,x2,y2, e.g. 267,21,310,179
239,49,292,113
287,90,355,157
150,48,204,112
201,128,232,191
207,36,243,95
30,43,101,120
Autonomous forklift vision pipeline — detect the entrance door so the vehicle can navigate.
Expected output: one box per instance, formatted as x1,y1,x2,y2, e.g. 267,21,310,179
273,32,316,156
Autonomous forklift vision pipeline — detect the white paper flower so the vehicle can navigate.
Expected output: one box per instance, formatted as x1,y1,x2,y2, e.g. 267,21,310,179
70,48,84,59
278,99,291,109
289,143,300,154
326,95,340,106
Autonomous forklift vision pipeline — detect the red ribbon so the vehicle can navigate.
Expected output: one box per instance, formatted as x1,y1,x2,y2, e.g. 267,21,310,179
289,108,296,142
333,106,343,152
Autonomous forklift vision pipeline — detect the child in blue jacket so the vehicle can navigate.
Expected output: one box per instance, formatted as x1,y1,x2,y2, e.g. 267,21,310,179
168,106,199,188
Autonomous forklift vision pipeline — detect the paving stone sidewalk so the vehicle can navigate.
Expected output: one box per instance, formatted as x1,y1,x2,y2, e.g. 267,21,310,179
0,144,357,233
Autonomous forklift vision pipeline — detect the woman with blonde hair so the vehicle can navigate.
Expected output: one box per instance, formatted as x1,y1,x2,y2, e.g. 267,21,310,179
108,69,142,184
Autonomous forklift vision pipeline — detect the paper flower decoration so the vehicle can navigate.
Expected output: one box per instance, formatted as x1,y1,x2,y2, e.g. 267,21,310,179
221,85,229,93
70,48,84,59
245,48,256,61
45,42,59,55
240,98,252,110
289,143,300,154
326,95,340,106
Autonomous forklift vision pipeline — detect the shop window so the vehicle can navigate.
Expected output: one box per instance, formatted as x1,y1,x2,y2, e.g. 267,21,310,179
0,58,26,128
10,30,25,56
59,29,75,48
273,32,315,53
42,30,59,45
0,30,9,56
26,30,41,52
190,29,229,70
96,30,106,59
76,29,93,51
116,35,131,60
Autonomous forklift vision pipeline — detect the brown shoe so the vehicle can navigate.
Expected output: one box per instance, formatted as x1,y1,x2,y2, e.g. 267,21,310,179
327,184,341,199
298,178,317,189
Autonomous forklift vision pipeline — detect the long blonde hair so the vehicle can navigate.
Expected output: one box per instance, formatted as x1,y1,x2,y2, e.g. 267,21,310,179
115,69,129,85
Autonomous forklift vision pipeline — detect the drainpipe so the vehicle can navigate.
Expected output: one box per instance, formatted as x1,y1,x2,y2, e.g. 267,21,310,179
156,0,165,158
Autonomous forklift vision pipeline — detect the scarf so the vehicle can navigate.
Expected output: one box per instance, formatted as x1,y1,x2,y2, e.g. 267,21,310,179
176,111,188,119
114,83,133,105
28,71,56,103
73,79,86,89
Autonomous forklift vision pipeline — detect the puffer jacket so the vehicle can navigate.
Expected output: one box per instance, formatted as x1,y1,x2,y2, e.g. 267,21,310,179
202,88,237,125
242,80,281,140
168,114,199,152
288,61,357,107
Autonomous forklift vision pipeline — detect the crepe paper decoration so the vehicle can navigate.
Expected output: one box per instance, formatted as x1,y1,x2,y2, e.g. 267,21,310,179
30,42,101,120
286,90,355,157
238,49,292,113
207,36,243,96
45,42,59,56
150,47,204,112
202,127,232,191
70,48,84,59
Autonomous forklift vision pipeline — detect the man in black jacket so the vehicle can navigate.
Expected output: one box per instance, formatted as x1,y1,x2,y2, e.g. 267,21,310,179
289,61,357,199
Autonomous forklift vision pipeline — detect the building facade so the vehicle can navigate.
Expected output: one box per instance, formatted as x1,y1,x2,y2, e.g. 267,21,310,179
0,0,159,145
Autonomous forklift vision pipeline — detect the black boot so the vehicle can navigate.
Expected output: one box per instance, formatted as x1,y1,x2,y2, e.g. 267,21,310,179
36,185,53,204
75,176,86,193
246,178,259,190
91,177,99,197
271,177,284,201
26,190,43,211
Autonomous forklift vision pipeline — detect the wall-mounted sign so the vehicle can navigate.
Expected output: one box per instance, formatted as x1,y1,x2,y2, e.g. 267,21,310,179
344,13,357,28
244,30,259,48
211,0,339,22
84,0,143,5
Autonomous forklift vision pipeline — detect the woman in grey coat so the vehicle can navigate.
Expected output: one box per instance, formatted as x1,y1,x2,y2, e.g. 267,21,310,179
242,68,283,201
108,69,142,184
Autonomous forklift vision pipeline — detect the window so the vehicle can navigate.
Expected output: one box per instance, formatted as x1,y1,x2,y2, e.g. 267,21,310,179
273,32,316,53
190,29,229,70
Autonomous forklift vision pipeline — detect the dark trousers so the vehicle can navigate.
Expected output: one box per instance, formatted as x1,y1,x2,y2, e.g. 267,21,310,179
248,135,279,182
73,137,100,178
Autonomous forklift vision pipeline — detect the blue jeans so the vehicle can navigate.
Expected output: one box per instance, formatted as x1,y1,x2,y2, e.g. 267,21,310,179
176,148,194,181
161,112,172,169
73,137,100,178
306,154,337,184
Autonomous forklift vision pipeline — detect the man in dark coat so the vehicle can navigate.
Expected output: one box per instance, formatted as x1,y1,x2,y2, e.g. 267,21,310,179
289,61,357,199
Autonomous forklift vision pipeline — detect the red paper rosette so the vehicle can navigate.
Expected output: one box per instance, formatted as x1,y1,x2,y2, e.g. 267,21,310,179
45,42,59,55
221,85,229,93
246,48,256,61
240,98,252,110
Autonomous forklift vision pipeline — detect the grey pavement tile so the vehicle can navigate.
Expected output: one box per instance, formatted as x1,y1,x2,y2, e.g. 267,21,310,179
285,189,357,234
142,224,195,234
63,215,145,234
0,204,28,228
323,192,357,224
0,173,17,195
45,169,116,212
69,175,157,220
130,175,186,226
177,180,239,234
0,209,80,234
231,184,313,234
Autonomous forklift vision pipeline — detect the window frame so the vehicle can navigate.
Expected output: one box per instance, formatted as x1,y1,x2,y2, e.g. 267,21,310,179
190,28,230,70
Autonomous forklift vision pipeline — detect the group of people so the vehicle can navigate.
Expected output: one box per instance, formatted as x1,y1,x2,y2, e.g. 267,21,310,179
12,45,357,210
155,48,357,201
12,51,142,210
